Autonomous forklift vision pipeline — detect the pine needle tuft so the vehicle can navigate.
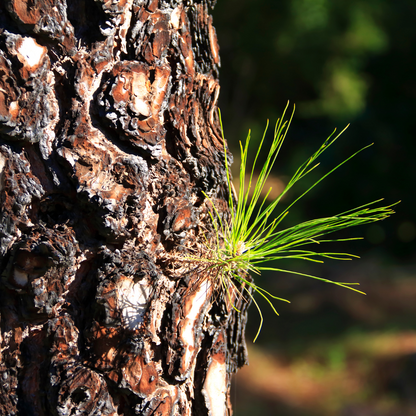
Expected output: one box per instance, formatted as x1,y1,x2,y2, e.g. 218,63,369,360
191,103,398,341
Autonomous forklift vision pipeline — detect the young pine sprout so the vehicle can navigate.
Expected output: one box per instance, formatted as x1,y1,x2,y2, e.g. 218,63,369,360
194,103,398,341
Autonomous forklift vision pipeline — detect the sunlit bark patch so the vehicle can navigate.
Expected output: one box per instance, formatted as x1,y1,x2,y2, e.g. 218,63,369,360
202,330,228,416
12,267,28,287
97,60,171,148
202,359,227,416
0,152,6,192
179,279,212,375
117,277,151,330
16,37,46,68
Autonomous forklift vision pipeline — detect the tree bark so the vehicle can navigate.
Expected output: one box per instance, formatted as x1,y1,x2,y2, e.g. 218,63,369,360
0,1,250,415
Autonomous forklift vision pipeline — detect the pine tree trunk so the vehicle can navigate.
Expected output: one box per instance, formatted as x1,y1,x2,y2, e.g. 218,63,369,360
0,1,250,415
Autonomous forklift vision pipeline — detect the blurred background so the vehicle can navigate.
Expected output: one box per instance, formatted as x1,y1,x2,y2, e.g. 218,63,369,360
213,0,416,415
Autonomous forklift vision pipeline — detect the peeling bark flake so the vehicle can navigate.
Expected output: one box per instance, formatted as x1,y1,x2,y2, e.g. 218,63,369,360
203,360,227,416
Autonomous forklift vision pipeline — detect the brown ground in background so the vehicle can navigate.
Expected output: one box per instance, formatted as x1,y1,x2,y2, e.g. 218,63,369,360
232,260,416,416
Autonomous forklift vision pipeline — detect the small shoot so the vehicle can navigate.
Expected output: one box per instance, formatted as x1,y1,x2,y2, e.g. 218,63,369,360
193,103,398,341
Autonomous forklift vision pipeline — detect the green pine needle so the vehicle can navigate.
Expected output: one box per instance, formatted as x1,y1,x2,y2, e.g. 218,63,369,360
192,102,398,342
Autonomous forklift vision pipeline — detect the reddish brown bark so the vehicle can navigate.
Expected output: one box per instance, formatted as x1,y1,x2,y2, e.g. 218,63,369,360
0,1,250,415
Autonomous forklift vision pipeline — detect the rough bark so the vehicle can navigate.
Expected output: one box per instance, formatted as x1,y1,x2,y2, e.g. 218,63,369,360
0,1,250,415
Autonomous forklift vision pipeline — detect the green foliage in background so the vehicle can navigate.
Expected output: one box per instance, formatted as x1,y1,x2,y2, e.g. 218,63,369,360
213,0,416,260
214,0,388,120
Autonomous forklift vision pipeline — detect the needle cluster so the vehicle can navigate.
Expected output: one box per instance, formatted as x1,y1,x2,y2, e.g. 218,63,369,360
195,103,397,341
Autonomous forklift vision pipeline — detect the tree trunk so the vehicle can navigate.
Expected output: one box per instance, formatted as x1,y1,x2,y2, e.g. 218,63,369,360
0,1,250,415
